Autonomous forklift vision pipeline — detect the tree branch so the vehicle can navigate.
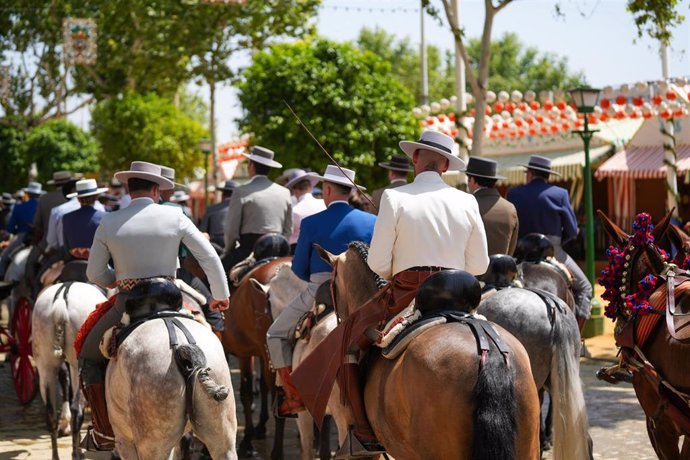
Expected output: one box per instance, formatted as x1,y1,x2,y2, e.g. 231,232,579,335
440,0,481,97
494,0,513,15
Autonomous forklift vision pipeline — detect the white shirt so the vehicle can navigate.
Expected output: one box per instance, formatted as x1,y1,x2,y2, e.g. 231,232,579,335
288,193,326,245
46,198,105,250
368,171,489,280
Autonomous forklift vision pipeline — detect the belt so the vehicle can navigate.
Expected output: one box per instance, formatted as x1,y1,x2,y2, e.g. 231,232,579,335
406,266,449,272
116,276,175,291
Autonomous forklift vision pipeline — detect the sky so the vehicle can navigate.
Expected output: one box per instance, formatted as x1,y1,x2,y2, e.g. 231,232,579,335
75,0,690,144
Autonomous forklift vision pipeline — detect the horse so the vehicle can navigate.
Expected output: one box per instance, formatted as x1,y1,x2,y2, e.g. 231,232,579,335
320,243,541,459
32,282,106,460
598,211,690,459
105,280,237,460
220,256,291,459
251,264,349,460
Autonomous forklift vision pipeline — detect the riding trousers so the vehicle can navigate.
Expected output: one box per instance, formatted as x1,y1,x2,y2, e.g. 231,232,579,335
546,235,593,319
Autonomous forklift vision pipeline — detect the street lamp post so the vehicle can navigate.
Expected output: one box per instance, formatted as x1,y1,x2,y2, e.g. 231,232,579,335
199,139,212,207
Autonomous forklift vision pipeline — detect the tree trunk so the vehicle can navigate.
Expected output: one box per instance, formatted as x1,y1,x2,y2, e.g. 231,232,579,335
469,1,496,157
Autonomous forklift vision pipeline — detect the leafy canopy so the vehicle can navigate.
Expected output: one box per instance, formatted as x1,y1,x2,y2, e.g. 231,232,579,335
238,39,420,189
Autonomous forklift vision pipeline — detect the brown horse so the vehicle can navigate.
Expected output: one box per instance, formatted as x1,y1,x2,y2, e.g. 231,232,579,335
221,256,291,459
599,211,690,459
320,244,541,459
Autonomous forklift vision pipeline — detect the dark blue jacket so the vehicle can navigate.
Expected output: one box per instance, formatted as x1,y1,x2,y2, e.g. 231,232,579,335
62,205,105,250
506,178,578,243
292,202,376,281
6,198,38,234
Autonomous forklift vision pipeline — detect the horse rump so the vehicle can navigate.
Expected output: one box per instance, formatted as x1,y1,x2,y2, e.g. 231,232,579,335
173,343,230,402
471,339,517,460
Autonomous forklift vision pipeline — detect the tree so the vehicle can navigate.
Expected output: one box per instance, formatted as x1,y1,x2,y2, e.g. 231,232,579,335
91,93,207,181
626,0,686,45
238,39,419,189
0,124,28,192
22,119,99,184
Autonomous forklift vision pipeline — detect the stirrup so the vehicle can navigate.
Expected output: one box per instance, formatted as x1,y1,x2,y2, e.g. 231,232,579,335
596,366,633,385
274,388,303,419
335,430,386,459
79,427,115,451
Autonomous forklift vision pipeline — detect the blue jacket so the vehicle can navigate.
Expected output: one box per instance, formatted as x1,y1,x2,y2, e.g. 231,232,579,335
506,178,578,243
292,202,376,281
6,198,38,234
62,205,105,251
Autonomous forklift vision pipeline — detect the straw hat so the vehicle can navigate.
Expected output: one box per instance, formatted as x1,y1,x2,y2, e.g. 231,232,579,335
170,190,191,203
399,130,465,171
23,182,46,196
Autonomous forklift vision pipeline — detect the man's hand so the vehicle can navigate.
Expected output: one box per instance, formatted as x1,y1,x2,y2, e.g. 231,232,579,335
210,298,230,311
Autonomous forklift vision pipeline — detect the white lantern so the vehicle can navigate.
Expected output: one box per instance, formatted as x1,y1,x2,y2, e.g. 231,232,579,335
440,98,450,109
430,102,441,113
603,86,614,98
486,91,497,103
498,91,510,103
635,81,649,92
524,90,536,102
619,84,630,95
511,90,523,103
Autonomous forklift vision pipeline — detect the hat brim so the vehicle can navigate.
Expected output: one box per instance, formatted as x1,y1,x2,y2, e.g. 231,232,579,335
242,153,283,169
48,173,83,185
23,189,46,195
378,161,414,172
399,140,466,171
171,195,191,202
519,164,562,177
114,171,175,189
312,175,366,191
466,171,507,180
285,173,320,189
66,187,109,199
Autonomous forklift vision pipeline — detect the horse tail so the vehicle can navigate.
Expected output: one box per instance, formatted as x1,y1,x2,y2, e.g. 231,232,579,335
549,306,590,460
52,295,68,359
173,343,230,404
471,340,517,460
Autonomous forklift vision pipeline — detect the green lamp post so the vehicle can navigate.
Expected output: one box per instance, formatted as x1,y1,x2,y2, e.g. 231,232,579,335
199,139,212,207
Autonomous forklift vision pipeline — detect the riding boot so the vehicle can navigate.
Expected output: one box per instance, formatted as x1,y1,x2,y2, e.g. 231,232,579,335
275,367,305,418
80,382,115,451
335,363,385,459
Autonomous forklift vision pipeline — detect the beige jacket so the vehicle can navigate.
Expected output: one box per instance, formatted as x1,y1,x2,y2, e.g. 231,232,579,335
87,197,229,300
473,187,519,256
223,176,292,251
368,171,489,280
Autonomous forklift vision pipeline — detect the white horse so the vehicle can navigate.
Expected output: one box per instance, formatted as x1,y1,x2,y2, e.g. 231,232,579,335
252,264,349,460
32,282,106,460
105,288,237,460
3,246,31,312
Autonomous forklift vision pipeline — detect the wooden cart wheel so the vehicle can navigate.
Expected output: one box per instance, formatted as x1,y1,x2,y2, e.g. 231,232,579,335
10,297,37,405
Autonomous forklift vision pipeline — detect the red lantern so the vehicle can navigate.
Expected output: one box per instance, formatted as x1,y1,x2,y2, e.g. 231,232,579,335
530,101,540,111
674,109,685,118
600,112,609,122
536,114,544,123
630,111,638,119
485,106,493,115
448,112,456,121
600,98,611,109
489,132,497,139
528,127,537,136
518,129,527,137
550,125,559,133
498,132,506,139
562,122,570,130
518,102,528,111
615,95,627,105
502,121,509,129
666,91,677,101
469,109,476,117
451,128,459,138
588,114,597,124
526,116,535,125
509,130,517,138
614,111,626,120
543,100,554,110
515,118,524,127
575,120,584,128
556,100,567,110
438,114,446,122
506,102,516,112
660,110,671,120
642,111,653,119
540,126,549,134
492,124,500,132
652,95,663,105
494,102,505,112
632,96,644,107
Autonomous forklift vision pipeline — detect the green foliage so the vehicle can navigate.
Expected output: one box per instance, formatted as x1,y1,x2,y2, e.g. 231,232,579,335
91,93,206,181
626,0,686,45
0,125,28,192
238,39,420,188
22,119,99,185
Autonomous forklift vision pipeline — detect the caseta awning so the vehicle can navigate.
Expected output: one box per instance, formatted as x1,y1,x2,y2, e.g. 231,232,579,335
490,145,614,185
595,145,690,180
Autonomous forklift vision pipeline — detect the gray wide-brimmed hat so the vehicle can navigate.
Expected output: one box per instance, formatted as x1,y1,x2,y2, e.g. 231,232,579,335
519,155,561,176
47,171,83,185
67,179,109,199
465,157,506,180
285,169,320,189
2,192,15,205
23,182,46,196
312,165,365,190
242,146,283,169
114,161,175,189
159,166,188,191
379,153,414,172
219,180,240,192
170,190,191,203
399,130,465,171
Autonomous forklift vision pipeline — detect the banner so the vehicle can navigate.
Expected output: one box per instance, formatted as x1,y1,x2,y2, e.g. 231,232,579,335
63,18,97,65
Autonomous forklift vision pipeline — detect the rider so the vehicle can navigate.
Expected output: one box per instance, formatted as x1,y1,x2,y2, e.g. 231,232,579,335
370,153,412,213
284,169,325,254
61,179,108,266
0,182,44,279
293,130,490,458
266,165,375,418
80,161,230,451
199,180,239,251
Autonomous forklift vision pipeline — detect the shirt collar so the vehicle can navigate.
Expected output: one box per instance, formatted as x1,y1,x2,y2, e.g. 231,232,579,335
390,178,407,185
130,197,154,205
249,175,267,183
328,200,350,208
414,171,444,183
296,193,313,203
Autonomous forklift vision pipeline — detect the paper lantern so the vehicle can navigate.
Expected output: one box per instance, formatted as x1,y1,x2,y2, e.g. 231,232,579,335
501,110,511,119
485,106,492,115
528,127,537,136
486,91,497,103
632,96,644,107
498,91,510,103
440,98,450,109
556,100,567,110
437,114,446,122
543,100,554,111
494,102,505,112
587,114,597,124
600,98,611,109
651,95,663,105
518,102,528,112
505,102,516,112
524,90,536,102
448,112,456,121
600,112,610,122
511,90,523,102
412,107,422,117
530,101,540,111
666,91,677,101
615,95,627,105
430,102,441,113
635,81,648,92
619,84,630,95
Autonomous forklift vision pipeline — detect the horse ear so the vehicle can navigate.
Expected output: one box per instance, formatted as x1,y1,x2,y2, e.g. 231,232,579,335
249,278,269,297
652,209,674,242
314,243,337,267
597,210,628,247
643,245,667,276
668,224,690,256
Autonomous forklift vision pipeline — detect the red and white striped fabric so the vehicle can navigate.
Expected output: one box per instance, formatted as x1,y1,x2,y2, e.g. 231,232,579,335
595,145,690,180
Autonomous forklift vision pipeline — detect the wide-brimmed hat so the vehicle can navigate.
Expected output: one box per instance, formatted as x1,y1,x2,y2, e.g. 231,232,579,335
285,169,320,189
242,146,282,169
399,130,465,171
312,165,365,191
66,179,109,199
2,192,15,205
519,155,561,176
379,154,413,172
159,166,188,191
114,161,175,189
465,157,506,180
219,180,240,192
170,190,190,203
24,182,45,196
47,171,83,185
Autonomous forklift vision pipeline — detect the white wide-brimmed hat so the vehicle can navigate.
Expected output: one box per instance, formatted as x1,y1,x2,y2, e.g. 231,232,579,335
114,161,174,189
159,165,188,191
2,192,15,205
399,130,466,171
47,170,83,185
66,179,109,199
170,190,190,203
519,155,561,176
285,169,320,189
312,165,365,190
24,182,45,196
242,146,283,169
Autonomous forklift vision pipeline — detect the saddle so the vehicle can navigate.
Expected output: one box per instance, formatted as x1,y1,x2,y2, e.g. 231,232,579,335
230,234,291,286
58,260,89,283
293,282,334,343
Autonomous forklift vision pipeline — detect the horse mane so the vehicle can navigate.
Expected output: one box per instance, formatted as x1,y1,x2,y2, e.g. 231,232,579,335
347,241,388,290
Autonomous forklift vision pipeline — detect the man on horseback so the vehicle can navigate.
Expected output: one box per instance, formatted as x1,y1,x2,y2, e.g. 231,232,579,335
294,130,490,458
222,146,292,270
79,161,230,451
284,169,325,253
199,180,239,251
266,165,375,418
506,155,593,332
0,182,44,279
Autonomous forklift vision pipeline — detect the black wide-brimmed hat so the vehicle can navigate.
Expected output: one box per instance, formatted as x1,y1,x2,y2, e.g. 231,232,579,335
379,154,413,172
465,157,506,180
519,155,561,176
